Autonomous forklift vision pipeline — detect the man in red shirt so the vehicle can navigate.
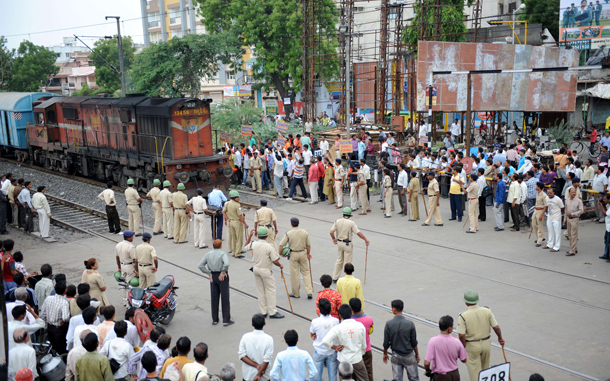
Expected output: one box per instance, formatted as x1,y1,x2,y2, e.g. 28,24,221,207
308,157,320,205
315,275,341,319
2,239,18,292
590,128,598,154
317,155,326,202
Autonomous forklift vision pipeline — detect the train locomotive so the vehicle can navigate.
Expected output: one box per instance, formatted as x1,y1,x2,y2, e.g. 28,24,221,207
0,92,232,194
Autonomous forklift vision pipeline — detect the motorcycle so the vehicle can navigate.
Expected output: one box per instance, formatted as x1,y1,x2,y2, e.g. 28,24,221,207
32,341,66,381
118,275,178,325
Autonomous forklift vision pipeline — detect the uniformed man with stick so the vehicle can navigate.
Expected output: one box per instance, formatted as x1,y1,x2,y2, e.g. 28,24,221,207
329,207,370,283
279,217,313,299
422,172,443,227
244,227,284,319
457,290,505,381
116,231,136,305
159,180,174,240
172,183,189,244
223,190,248,258
253,199,278,253
135,232,158,289
146,179,163,235
125,179,143,236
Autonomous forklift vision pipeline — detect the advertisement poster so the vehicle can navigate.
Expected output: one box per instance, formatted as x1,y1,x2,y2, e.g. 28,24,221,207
425,86,437,106
559,0,610,50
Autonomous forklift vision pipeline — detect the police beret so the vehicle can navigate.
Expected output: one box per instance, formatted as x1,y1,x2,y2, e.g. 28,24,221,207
123,231,135,238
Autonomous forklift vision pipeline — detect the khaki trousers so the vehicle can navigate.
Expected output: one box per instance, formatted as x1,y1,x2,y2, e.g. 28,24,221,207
127,205,141,234
385,191,393,216
465,339,491,381
567,217,579,254
152,202,162,233
289,250,313,297
162,207,174,238
11,203,17,226
409,193,419,220
359,185,370,213
229,220,244,256
264,226,277,254
350,182,359,210
332,242,353,280
173,209,188,243
468,199,479,232
425,195,443,225
532,210,544,244
253,266,277,315
193,213,206,247
252,169,262,192
335,181,343,207
138,265,156,289
121,264,136,301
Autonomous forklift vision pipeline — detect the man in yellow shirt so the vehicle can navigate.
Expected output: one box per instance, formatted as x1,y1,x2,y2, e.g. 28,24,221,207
160,336,194,378
336,262,364,309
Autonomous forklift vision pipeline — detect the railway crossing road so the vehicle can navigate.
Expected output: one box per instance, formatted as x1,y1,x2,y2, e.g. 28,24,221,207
23,194,609,380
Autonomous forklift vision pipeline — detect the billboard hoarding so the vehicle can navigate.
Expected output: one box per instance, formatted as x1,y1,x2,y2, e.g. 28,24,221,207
559,0,608,50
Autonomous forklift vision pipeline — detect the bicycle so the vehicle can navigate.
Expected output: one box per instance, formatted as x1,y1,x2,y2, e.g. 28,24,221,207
570,129,601,157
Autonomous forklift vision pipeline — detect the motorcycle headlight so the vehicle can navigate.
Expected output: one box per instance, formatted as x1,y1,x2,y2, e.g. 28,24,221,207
131,299,144,308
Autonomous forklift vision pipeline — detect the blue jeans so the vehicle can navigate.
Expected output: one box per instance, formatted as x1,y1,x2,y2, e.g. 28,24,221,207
3,280,17,293
262,171,270,188
313,351,337,381
211,213,223,240
450,193,463,220
274,175,283,198
242,168,249,184
289,178,307,198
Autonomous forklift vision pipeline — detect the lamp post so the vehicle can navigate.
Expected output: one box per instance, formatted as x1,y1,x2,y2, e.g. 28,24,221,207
105,16,126,96
512,3,526,45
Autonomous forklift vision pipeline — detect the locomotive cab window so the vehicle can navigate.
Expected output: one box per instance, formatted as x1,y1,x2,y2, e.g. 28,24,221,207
36,112,45,124
63,107,77,120
120,109,131,123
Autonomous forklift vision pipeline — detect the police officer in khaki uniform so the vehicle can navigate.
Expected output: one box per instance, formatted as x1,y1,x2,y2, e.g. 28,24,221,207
115,231,136,305
146,179,163,235
253,199,278,252
135,232,158,289
423,172,443,226
333,158,345,208
278,217,312,299
250,151,263,193
171,183,189,244
329,207,370,282
457,290,505,381
532,181,548,247
356,166,370,215
464,175,480,233
407,171,420,221
244,227,284,319
159,180,174,240
125,179,143,236
222,190,248,258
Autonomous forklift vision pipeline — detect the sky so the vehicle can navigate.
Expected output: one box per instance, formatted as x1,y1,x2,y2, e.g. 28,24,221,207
0,0,145,50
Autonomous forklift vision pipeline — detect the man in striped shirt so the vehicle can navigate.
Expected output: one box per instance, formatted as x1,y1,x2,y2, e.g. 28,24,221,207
287,158,308,201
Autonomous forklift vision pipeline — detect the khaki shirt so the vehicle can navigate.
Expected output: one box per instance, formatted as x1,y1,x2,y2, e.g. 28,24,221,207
98,189,116,206
223,200,243,221
279,227,311,252
466,182,480,199
254,207,277,228
146,187,161,202
116,240,136,265
245,240,278,269
335,165,345,180
125,187,140,205
535,191,547,209
383,175,392,188
565,196,584,218
159,189,173,208
135,242,157,266
8,184,15,203
428,178,439,196
457,305,499,341
251,156,263,170
172,191,187,209
331,217,360,242
357,171,366,189
566,186,582,200
13,185,22,204
407,177,420,193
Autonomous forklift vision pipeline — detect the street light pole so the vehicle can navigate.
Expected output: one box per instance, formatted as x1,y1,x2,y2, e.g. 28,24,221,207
106,16,127,96
512,3,526,45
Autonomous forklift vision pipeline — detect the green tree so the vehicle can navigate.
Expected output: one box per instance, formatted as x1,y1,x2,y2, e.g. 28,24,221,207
131,33,242,98
9,41,58,92
91,36,136,94
405,0,474,47
211,98,264,147
519,0,560,41
0,36,14,91
194,0,339,115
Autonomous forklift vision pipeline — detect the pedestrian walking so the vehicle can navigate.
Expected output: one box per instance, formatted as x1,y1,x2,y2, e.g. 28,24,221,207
544,188,564,252
135,233,158,289
329,208,370,282
493,173,507,231
564,188,584,256
382,299,420,381
279,217,313,299
159,181,174,240
31,186,51,238
187,188,211,249
288,158,308,200
222,191,248,258
172,183,189,244
146,179,163,235
116,231,136,306
532,182,547,247
465,174,480,233
310,298,339,381
239,314,274,381
198,239,232,326
273,154,285,199
424,316,468,381
98,182,121,234
125,179,143,236
422,172,443,226
457,290,505,381
407,171,420,221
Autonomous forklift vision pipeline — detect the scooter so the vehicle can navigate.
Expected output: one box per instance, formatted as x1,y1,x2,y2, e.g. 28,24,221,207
118,275,178,325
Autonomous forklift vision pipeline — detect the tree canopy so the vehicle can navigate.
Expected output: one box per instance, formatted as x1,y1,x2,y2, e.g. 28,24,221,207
519,0,560,41
91,36,136,94
0,37,14,91
8,40,58,92
194,0,339,114
130,33,242,98
405,0,474,47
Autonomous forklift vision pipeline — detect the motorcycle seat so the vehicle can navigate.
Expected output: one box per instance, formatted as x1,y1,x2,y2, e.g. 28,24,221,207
150,277,173,299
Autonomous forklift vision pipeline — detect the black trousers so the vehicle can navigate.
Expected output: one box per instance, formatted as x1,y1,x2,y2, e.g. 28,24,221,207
106,205,121,233
6,200,11,225
211,213,223,240
478,195,486,221
47,324,68,354
318,178,326,201
24,208,34,233
510,204,521,230
17,204,25,228
210,272,231,324
0,201,6,233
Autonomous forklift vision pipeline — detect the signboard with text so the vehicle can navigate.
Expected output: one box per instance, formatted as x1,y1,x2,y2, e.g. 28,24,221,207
220,132,231,142
241,125,252,136
478,363,510,381
339,139,353,154
276,120,289,134
559,0,609,50
419,136,429,146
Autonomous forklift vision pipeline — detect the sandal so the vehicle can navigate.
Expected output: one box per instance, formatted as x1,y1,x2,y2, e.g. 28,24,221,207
212,322,219,325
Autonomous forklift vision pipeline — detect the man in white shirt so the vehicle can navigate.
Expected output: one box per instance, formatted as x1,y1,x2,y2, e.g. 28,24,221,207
322,304,368,381
31,185,52,238
518,175,528,228
593,166,608,222
239,314,274,381
310,298,340,381
67,295,101,350
396,164,409,216
187,188,211,249
304,118,313,134
72,306,99,349
450,118,461,142
319,136,329,156
7,288,36,325
8,328,38,379
544,188,564,252
104,307,141,349
476,168,487,222
508,174,522,232
100,321,135,380
8,305,45,351
17,181,34,232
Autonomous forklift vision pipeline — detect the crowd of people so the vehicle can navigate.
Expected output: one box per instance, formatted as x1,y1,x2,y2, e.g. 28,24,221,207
0,174,52,239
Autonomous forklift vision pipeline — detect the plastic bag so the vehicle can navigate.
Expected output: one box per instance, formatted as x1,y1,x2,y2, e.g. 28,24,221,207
163,361,182,381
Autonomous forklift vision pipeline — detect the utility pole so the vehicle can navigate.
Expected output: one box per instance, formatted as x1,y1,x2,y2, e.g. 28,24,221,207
106,16,126,96
345,23,351,138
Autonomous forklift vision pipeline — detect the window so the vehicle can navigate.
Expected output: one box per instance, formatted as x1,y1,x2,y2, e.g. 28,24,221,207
149,32,162,43
148,12,160,28
170,9,181,24
354,6,365,12
172,29,183,38
499,3,504,14
63,108,77,120
65,53,70,57
56,53,61,58
226,71,235,80
508,2,516,13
